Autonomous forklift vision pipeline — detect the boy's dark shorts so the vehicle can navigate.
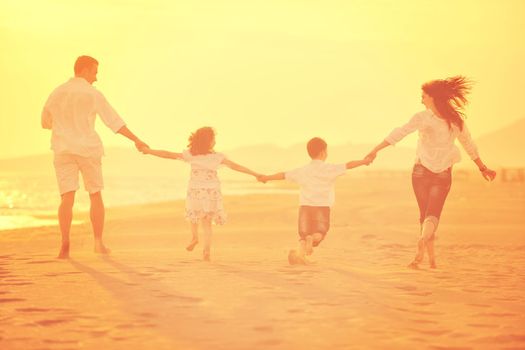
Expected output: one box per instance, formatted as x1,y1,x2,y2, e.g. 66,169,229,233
298,205,330,246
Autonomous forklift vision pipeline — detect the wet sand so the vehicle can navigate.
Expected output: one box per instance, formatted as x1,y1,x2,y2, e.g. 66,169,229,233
1,173,524,350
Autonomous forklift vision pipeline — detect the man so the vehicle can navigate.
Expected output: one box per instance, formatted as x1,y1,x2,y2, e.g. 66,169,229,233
41,55,148,259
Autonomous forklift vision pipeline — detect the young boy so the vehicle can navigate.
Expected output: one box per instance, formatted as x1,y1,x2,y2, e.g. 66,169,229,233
258,137,373,265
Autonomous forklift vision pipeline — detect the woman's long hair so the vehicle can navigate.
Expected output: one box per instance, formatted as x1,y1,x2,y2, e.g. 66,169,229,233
188,126,215,155
422,76,472,131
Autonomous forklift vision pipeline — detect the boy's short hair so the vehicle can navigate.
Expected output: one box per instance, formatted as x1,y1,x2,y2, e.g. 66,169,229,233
74,55,98,74
307,137,327,158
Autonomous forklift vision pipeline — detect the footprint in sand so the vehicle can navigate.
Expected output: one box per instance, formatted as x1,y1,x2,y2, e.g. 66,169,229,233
43,339,78,344
474,333,525,344
35,319,71,326
466,303,491,308
396,285,418,292
257,339,283,346
16,307,52,312
408,290,433,297
410,318,438,324
412,301,434,306
253,325,274,332
412,328,451,336
27,260,56,264
2,281,33,286
476,312,517,318
287,308,304,314
467,323,496,328
0,298,25,303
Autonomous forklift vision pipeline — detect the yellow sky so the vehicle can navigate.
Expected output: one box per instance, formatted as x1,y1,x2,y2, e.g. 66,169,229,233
1,0,524,159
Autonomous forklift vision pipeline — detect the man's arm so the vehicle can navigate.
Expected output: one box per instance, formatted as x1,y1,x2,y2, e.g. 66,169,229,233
142,148,182,160
117,126,149,151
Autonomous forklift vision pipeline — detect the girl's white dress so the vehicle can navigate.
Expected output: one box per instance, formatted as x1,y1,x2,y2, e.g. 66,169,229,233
182,150,227,225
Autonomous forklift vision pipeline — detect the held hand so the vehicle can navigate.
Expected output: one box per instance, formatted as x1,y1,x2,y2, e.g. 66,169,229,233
256,175,268,183
366,151,377,161
135,140,149,152
481,168,496,181
364,155,375,165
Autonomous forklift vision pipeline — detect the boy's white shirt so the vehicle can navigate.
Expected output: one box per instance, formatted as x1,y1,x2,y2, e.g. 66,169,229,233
385,109,479,173
285,160,346,207
41,77,126,158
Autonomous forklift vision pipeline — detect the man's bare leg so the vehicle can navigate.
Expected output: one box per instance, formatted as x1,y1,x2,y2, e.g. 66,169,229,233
202,217,212,261
90,192,110,254
186,223,199,251
57,191,75,259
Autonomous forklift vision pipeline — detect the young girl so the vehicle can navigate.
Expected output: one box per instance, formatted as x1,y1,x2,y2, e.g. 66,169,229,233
141,126,261,261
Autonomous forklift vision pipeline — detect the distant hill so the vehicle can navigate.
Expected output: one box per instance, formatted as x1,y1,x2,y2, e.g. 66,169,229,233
474,118,525,168
1,119,524,176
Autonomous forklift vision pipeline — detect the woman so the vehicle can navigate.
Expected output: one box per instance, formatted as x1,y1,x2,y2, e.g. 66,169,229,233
366,76,496,269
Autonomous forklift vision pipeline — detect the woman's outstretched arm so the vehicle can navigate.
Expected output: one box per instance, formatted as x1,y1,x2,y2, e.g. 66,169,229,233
472,158,497,181
367,114,423,159
366,140,391,159
458,123,496,181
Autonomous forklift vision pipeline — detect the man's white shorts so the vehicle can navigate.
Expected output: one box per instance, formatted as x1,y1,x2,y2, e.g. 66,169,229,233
53,153,103,195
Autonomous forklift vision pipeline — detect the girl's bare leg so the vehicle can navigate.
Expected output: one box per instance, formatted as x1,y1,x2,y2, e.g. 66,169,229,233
202,217,212,261
186,222,199,251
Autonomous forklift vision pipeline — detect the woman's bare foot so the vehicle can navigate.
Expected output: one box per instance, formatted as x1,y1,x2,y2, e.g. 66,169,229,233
94,241,111,255
57,242,70,259
288,250,306,265
186,239,199,251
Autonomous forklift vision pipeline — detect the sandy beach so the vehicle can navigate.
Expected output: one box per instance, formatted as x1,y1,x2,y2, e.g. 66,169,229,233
1,173,524,350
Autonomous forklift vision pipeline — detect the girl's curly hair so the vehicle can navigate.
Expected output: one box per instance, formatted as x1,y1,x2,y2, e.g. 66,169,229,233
188,126,215,155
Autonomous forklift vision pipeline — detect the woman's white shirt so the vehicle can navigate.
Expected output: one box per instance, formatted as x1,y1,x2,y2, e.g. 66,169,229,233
385,109,479,173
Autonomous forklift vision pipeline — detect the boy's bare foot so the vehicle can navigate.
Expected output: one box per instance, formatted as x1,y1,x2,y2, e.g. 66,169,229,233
203,250,210,261
94,241,111,255
186,239,199,251
305,238,313,256
57,242,70,259
429,261,437,269
288,250,306,265
288,250,297,265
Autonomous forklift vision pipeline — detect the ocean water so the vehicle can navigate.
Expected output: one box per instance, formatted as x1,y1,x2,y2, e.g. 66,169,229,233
0,173,277,231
